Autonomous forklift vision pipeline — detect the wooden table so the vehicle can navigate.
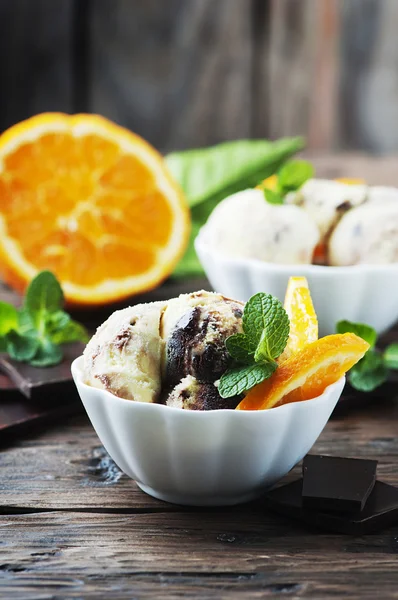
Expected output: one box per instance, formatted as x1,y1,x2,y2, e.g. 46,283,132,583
1,383,398,598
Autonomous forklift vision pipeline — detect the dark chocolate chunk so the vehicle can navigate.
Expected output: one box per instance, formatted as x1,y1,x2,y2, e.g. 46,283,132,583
264,479,398,535
0,342,84,401
302,455,377,513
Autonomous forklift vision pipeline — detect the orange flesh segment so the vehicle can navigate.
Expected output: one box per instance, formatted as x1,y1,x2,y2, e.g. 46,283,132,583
0,113,189,305
236,333,369,411
279,276,318,363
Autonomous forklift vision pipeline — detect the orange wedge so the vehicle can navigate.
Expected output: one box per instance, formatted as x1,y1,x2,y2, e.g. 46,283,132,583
236,333,369,411
0,113,190,305
335,177,365,185
256,174,278,191
278,276,318,363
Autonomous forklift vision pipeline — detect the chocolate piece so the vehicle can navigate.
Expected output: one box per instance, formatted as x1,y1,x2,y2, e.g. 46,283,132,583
302,455,377,512
0,342,84,401
264,479,398,535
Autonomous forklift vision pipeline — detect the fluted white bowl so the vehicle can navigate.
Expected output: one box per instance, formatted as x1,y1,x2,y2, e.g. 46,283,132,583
72,356,344,506
195,231,398,337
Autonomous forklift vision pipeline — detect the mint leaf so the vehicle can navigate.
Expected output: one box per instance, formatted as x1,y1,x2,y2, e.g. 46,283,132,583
218,362,276,398
24,271,64,332
278,159,314,193
383,343,398,370
225,334,253,364
243,293,289,360
336,320,377,348
349,350,388,392
263,188,283,205
46,310,71,332
5,330,39,362
31,339,63,367
0,302,18,336
51,320,89,345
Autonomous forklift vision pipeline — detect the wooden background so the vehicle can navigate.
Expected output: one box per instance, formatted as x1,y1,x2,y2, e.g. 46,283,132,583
1,0,398,154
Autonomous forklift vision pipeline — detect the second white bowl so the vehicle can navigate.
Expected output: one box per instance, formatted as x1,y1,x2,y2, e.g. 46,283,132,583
72,356,344,506
195,231,398,336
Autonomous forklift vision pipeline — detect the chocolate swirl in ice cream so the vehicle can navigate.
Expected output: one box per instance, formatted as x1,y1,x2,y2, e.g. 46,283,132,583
83,291,244,410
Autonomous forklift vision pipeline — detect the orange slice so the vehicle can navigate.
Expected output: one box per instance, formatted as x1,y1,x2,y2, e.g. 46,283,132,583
236,333,369,411
335,177,365,185
278,276,318,363
256,174,278,191
0,113,190,305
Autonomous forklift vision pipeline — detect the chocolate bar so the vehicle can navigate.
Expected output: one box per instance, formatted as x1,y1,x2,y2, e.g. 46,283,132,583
302,455,378,512
0,342,84,401
265,479,398,534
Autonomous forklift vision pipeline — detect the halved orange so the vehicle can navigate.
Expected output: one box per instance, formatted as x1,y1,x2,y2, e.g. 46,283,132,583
0,113,190,305
236,333,369,411
278,276,318,363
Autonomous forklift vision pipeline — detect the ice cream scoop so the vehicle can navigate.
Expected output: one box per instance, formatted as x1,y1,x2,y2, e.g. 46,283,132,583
367,186,398,205
329,203,398,266
83,291,244,409
201,189,320,264
83,301,166,402
162,291,243,385
287,179,367,241
166,375,240,410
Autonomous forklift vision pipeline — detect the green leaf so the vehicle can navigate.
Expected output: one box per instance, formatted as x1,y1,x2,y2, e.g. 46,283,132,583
243,293,290,360
5,330,40,362
263,188,284,205
51,320,89,345
218,362,277,398
225,334,253,364
278,159,314,193
0,302,18,336
349,350,388,392
166,137,305,209
46,310,71,331
336,320,377,348
383,343,398,370
30,338,63,367
24,271,64,331
168,137,305,277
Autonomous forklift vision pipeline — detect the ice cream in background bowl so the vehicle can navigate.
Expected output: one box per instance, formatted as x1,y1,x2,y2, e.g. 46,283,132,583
196,178,398,336
72,281,368,505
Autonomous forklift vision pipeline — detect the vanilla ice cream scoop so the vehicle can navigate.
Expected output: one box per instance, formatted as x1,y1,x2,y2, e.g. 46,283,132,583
201,189,320,264
329,203,398,266
162,291,243,385
83,301,166,402
287,179,368,241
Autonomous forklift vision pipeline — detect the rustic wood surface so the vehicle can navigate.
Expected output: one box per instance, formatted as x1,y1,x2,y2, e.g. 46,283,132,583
2,0,398,152
1,396,398,599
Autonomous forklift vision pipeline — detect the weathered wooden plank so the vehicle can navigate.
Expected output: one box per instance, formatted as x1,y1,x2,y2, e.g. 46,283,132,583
1,395,398,513
308,152,398,184
90,0,254,152
0,510,398,599
0,0,74,133
339,0,398,153
268,0,340,148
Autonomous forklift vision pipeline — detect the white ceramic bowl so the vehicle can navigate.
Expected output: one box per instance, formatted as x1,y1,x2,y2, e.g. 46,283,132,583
195,231,398,337
72,356,344,506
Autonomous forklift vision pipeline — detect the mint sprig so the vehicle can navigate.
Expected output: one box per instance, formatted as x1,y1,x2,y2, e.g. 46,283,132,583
0,271,89,367
336,320,398,392
219,293,289,398
263,159,314,205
